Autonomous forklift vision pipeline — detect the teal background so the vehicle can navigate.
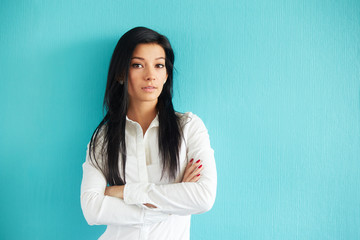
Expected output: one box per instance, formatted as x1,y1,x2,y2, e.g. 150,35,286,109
1,0,359,239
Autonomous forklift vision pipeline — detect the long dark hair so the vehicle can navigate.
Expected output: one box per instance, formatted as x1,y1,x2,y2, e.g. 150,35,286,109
89,27,182,185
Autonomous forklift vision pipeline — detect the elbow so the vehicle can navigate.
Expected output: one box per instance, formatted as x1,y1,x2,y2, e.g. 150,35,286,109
82,211,97,226
196,182,216,214
80,192,102,225
205,195,216,212
199,194,216,213
83,215,97,226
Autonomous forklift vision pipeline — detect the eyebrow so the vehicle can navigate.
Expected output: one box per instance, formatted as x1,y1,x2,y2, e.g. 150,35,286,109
131,57,165,60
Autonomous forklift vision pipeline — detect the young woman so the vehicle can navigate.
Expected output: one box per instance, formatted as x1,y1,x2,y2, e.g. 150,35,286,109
80,27,217,240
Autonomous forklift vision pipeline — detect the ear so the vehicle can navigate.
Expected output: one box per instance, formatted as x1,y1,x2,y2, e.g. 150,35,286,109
116,75,123,84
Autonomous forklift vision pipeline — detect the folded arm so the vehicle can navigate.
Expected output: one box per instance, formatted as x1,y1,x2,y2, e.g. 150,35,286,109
80,146,169,226
123,114,217,215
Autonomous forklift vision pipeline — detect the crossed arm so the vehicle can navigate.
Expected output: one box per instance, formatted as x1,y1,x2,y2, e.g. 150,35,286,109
80,114,217,226
104,158,204,207
81,154,215,225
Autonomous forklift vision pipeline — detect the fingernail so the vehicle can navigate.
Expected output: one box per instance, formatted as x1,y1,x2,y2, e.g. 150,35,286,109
198,165,202,169
196,160,200,163
190,158,194,162
197,174,200,176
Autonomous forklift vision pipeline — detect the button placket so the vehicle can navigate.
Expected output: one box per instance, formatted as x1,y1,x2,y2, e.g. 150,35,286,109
135,124,148,183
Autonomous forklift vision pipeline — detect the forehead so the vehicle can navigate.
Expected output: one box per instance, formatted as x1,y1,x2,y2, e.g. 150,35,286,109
132,43,165,59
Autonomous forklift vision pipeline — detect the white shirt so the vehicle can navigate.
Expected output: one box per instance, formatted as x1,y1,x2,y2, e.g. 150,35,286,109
80,112,217,240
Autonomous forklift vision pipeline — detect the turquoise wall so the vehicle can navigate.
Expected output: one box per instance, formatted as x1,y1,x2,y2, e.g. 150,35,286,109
1,0,359,239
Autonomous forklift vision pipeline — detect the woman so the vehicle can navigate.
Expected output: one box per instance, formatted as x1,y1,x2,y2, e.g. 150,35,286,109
80,26,217,240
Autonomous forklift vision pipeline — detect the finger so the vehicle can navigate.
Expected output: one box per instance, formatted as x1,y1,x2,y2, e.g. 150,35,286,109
189,173,201,182
183,158,194,180
187,158,194,167
186,164,203,181
184,158,199,177
144,203,157,208
182,159,202,182
188,159,201,173
185,160,201,179
191,164,203,176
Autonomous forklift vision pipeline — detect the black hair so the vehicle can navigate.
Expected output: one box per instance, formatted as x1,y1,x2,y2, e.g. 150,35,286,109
89,26,182,185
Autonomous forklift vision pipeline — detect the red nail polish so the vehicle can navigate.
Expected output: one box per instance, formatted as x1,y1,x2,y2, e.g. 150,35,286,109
198,165,202,169
196,160,200,163
197,174,200,176
190,158,194,162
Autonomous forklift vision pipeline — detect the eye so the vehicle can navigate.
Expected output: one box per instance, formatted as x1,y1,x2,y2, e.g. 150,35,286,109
132,63,143,68
156,64,165,68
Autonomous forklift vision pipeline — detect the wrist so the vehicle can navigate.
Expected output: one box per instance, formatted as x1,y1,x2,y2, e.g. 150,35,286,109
105,185,125,199
119,185,125,199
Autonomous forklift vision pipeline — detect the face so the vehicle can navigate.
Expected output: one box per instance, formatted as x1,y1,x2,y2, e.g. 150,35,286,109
127,43,168,106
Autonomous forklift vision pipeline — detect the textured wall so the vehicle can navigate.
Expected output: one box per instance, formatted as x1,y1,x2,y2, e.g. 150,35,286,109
1,0,359,239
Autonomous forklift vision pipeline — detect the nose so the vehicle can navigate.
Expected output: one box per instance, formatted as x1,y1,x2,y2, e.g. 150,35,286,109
145,67,156,81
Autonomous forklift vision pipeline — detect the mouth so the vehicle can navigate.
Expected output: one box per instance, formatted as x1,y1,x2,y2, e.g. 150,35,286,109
142,86,157,92
142,86,157,89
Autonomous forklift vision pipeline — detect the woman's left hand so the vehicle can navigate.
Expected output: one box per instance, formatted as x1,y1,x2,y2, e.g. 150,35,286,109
182,158,203,182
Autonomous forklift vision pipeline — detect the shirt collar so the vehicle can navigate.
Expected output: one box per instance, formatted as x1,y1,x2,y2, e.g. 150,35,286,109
126,113,159,128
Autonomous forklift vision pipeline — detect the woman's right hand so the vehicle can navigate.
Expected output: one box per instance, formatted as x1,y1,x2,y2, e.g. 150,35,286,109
182,159,203,182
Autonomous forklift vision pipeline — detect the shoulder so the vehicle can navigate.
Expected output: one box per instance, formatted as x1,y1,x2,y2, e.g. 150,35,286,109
90,125,107,148
176,112,208,132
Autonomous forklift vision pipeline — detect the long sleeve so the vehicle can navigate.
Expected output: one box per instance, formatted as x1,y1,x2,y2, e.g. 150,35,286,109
123,114,217,216
80,144,169,226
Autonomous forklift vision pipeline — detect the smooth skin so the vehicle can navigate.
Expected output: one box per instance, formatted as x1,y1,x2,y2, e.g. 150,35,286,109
127,43,168,135
104,43,203,206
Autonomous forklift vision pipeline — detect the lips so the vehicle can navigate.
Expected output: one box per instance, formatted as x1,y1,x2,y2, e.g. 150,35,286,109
142,86,157,92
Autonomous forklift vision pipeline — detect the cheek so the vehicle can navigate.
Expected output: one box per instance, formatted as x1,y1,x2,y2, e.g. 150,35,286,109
128,71,141,86
128,70,136,82
158,82,166,93
160,70,167,79
127,74,138,95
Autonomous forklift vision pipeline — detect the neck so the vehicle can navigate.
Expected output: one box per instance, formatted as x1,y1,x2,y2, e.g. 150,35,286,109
127,100,158,134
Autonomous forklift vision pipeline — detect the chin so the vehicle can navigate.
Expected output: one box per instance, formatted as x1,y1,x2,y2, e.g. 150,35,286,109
137,96,158,102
